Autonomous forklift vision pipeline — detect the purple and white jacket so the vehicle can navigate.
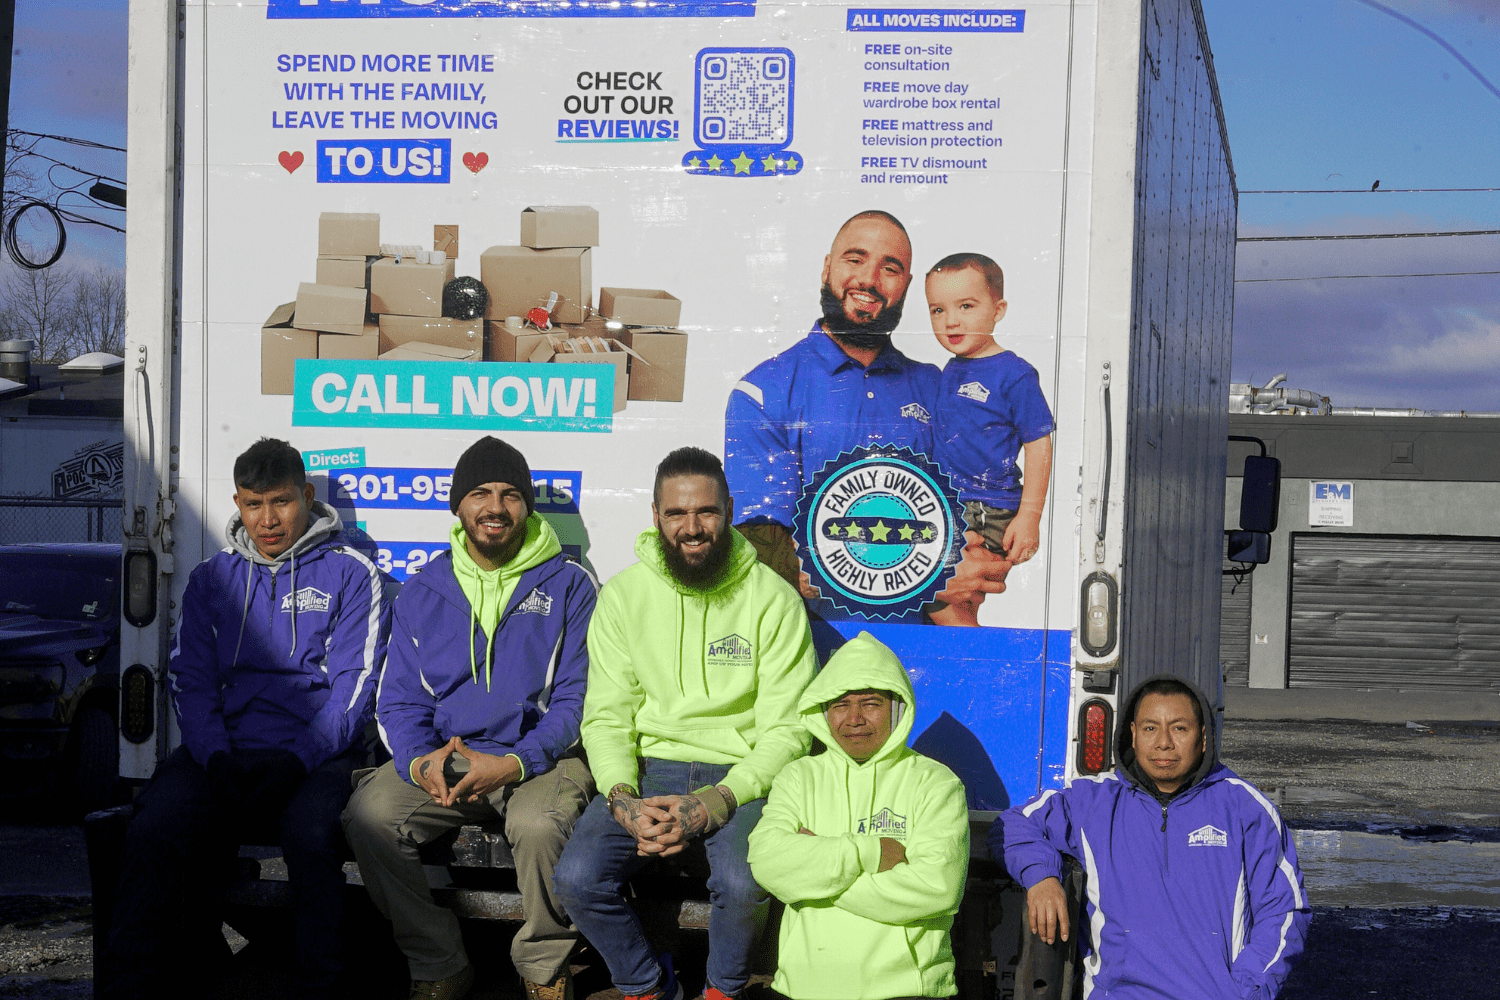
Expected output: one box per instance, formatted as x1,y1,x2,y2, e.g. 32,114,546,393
993,676,1309,1000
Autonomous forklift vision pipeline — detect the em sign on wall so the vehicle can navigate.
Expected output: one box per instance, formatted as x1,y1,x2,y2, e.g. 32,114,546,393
1309,481,1354,527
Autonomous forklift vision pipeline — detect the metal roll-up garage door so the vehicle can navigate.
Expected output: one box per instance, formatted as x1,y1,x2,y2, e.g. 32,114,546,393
1289,533,1500,692
1220,565,1251,687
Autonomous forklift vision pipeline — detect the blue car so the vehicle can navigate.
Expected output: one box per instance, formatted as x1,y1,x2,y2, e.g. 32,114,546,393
0,543,122,813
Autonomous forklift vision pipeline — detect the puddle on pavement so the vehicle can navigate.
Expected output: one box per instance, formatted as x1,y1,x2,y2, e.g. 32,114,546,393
1273,785,1376,806
1293,829,1500,908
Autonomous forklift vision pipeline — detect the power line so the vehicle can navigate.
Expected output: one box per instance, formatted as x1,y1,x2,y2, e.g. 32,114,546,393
1238,229,1500,242
1237,269,1500,283
7,129,125,153
1241,187,1500,194
1350,0,1500,104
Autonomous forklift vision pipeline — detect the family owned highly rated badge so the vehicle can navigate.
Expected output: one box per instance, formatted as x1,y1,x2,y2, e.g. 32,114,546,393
795,447,964,619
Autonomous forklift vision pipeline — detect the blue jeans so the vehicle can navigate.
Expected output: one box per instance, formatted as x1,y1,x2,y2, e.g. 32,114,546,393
554,759,767,996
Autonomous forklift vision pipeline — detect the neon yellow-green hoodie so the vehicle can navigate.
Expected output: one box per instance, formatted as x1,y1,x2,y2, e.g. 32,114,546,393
747,632,969,1000
447,513,562,691
580,526,817,806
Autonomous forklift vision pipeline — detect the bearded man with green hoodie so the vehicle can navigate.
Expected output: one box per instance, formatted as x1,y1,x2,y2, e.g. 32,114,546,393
343,437,597,1000
747,632,970,1000
554,447,818,1000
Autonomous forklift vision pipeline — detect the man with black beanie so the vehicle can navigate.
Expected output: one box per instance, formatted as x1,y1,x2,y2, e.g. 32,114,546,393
344,436,598,1000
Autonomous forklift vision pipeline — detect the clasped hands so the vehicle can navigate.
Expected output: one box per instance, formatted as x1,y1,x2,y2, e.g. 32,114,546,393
411,736,522,807
609,783,735,857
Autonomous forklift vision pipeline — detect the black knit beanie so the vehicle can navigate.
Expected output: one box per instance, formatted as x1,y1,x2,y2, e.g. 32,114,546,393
449,436,535,515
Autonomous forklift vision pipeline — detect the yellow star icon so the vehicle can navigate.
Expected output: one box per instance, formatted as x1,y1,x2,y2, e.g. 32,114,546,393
869,520,892,542
786,156,800,171
706,154,724,171
847,523,864,540
898,524,916,540
920,525,935,541
731,151,754,174
761,153,779,173
687,156,702,169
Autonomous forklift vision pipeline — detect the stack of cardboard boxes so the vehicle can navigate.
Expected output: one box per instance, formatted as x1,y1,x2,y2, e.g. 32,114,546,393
262,213,479,394
482,206,688,409
261,208,689,408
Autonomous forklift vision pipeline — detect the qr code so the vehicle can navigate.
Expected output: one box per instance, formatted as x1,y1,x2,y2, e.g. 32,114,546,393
695,48,795,147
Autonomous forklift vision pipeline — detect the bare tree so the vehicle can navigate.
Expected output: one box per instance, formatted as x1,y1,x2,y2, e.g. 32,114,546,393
0,263,74,361
65,269,126,355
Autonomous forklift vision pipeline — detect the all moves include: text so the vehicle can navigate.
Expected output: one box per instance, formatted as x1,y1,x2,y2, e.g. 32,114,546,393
294,362,615,431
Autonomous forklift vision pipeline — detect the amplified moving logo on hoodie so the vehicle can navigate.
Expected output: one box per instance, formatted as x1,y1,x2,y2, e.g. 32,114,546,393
1188,824,1228,848
706,633,754,667
280,586,332,614
856,807,908,839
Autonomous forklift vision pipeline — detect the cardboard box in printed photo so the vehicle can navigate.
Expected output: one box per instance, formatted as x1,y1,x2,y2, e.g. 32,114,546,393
262,302,318,395
316,255,371,289
525,334,640,411
434,225,459,259
487,315,612,362
378,341,478,362
519,206,600,249
292,282,368,336
526,334,644,413
369,257,456,318
479,246,592,325
618,327,687,402
318,212,380,257
379,315,483,356
598,287,681,329
318,322,380,361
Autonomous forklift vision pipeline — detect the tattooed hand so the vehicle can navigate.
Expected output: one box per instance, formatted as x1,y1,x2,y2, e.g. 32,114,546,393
642,785,735,857
411,738,459,805
608,784,673,854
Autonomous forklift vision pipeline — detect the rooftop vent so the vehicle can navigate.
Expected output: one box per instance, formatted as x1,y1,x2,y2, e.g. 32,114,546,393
0,340,33,382
59,352,126,374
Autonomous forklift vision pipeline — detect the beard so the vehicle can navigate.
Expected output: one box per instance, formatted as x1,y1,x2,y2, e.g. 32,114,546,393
657,525,735,590
820,280,905,351
463,513,526,566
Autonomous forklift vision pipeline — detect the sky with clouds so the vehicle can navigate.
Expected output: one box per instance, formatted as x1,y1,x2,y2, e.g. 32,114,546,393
7,0,1499,409
1202,0,1500,411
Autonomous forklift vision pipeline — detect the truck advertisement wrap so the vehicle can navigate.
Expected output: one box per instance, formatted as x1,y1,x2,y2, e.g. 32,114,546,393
182,0,1093,802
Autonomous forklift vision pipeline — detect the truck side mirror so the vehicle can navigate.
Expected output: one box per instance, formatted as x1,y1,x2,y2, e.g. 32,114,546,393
1226,530,1270,564
1240,455,1281,533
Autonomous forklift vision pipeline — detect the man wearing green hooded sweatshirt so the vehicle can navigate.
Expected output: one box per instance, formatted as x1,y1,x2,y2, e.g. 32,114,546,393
343,437,597,1000
554,447,818,1000
747,632,969,1000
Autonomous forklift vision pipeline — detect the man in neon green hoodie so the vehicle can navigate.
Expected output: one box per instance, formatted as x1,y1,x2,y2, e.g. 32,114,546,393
747,632,970,1000
554,447,818,1000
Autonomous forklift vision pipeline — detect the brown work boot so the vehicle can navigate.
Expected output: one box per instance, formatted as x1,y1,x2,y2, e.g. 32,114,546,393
521,968,574,1000
408,965,475,1000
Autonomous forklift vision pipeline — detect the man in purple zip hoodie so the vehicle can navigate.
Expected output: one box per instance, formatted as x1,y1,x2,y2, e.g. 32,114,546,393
103,437,390,999
994,675,1309,1000
343,436,596,1000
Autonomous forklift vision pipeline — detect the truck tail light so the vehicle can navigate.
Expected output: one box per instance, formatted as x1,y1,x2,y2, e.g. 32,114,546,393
123,549,157,628
1079,572,1117,656
1076,698,1113,775
121,665,155,744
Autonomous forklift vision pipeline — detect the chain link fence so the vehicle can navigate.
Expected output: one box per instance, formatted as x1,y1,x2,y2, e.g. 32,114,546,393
0,496,123,545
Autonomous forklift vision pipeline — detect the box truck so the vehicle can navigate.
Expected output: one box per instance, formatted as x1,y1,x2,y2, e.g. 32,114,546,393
107,0,1241,993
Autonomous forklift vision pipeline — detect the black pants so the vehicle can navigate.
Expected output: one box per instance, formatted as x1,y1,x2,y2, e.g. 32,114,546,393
102,745,361,998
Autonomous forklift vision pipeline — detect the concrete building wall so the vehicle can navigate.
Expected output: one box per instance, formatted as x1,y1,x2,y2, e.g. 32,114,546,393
1224,476,1500,688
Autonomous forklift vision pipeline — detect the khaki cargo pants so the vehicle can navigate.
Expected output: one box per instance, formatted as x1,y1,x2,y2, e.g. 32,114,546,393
342,757,593,983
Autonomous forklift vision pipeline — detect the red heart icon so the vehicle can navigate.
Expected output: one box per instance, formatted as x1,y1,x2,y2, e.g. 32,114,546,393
463,151,488,174
278,150,304,174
